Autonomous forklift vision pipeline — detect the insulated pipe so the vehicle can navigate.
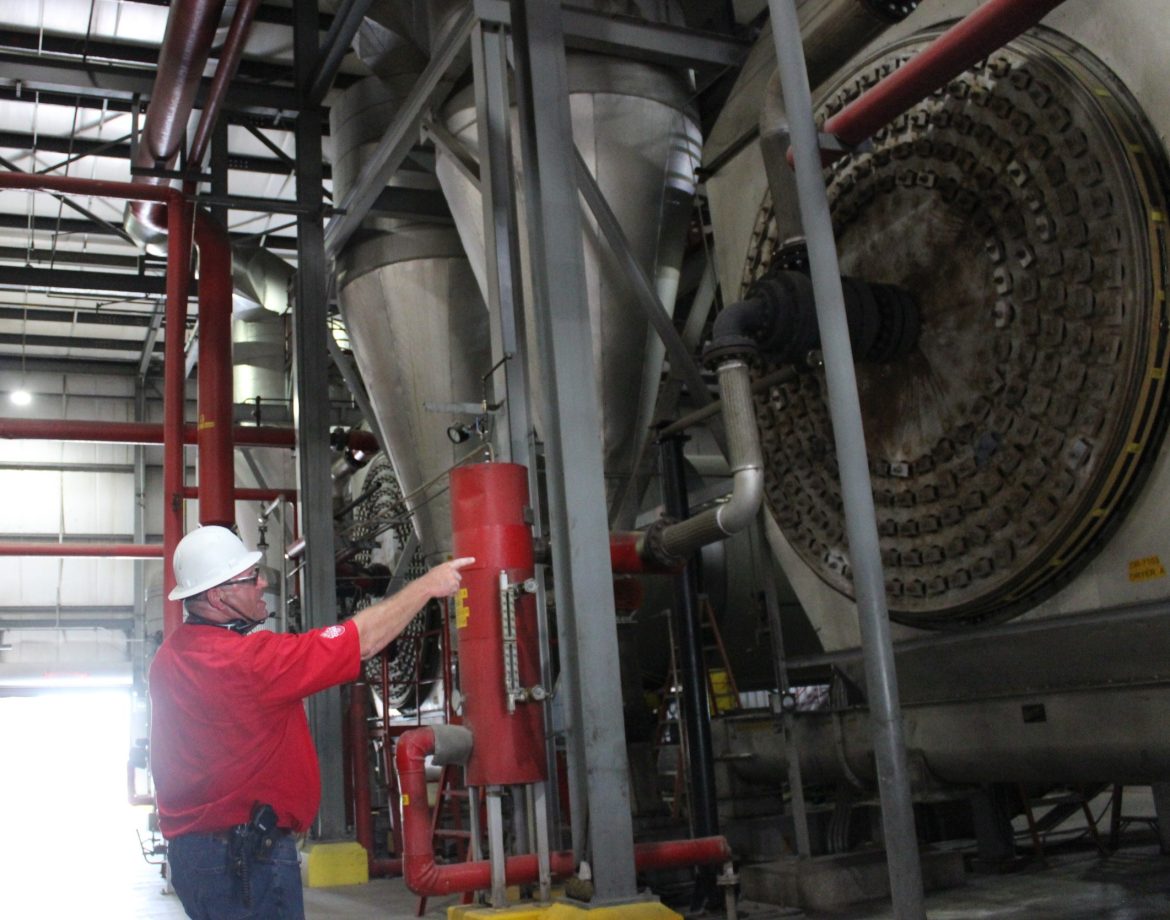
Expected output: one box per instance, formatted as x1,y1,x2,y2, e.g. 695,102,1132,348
820,0,1068,158
0,543,164,558
193,211,235,528
768,1,925,916
396,727,732,897
186,0,264,171
655,361,763,563
126,0,229,246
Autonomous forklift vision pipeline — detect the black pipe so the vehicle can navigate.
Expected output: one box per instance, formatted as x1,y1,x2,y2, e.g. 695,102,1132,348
659,433,720,910
707,263,919,367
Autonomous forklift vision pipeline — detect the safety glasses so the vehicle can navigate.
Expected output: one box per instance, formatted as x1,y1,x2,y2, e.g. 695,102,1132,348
222,568,261,587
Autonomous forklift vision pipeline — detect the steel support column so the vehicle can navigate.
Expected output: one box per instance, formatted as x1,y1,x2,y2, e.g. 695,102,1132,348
767,2,925,916
659,435,720,908
509,0,637,901
294,0,345,839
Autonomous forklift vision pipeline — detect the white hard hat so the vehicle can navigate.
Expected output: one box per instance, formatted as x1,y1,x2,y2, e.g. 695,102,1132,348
168,525,263,600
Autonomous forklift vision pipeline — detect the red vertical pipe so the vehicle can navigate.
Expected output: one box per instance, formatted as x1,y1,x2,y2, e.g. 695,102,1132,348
450,463,546,786
163,195,193,636
349,683,368,850
193,211,235,527
823,0,1068,150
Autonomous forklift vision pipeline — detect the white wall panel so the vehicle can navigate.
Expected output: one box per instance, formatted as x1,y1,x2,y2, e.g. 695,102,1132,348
0,558,62,606
0,470,63,533
58,559,134,606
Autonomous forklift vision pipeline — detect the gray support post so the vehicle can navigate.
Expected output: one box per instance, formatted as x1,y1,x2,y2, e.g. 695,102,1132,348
752,512,811,857
508,0,638,902
293,0,346,839
765,2,926,916
472,13,561,859
472,21,532,467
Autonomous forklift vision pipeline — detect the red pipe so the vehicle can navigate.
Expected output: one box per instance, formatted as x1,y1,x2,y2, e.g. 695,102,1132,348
164,197,194,636
0,543,163,558
0,419,297,448
346,682,400,877
350,683,371,854
193,211,235,527
396,727,731,897
820,0,1068,157
181,486,297,502
0,172,180,203
451,463,546,786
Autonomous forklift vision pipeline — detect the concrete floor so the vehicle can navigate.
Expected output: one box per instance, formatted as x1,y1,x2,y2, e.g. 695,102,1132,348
16,798,1169,920
102,843,1170,920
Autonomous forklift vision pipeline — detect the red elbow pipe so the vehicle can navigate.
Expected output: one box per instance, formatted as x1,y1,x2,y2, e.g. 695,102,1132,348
193,212,236,528
395,728,731,898
812,0,1068,162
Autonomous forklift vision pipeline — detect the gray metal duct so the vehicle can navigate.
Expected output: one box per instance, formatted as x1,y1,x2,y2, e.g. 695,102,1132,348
435,40,701,511
333,71,491,562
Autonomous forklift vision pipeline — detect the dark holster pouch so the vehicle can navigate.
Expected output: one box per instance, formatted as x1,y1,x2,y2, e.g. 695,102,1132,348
229,802,280,907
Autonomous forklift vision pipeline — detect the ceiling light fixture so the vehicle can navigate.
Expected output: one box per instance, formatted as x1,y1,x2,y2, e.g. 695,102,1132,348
9,389,31,407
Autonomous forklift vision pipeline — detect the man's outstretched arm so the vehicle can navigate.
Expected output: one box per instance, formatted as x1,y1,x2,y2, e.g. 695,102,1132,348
352,557,476,659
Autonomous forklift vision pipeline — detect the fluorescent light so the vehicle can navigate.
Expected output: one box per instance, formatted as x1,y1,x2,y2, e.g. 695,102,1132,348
9,389,31,406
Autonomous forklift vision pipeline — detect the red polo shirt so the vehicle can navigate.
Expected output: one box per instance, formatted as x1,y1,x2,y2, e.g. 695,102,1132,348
149,620,361,838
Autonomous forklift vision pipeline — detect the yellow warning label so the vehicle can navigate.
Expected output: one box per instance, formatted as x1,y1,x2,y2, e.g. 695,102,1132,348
1128,556,1167,582
455,587,470,630
401,794,410,806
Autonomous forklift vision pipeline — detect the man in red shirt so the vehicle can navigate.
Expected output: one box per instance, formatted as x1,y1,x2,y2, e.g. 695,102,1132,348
150,525,473,919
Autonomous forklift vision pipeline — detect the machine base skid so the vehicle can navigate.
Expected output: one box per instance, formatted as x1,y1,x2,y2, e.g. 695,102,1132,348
740,849,964,911
448,900,682,920
302,841,370,888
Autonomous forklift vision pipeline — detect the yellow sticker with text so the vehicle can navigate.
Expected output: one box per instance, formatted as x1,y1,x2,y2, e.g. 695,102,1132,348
401,794,410,806
455,588,470,630
1128,556,1167,582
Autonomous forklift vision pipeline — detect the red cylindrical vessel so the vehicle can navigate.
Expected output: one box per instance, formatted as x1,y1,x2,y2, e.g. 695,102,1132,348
450,462,546,786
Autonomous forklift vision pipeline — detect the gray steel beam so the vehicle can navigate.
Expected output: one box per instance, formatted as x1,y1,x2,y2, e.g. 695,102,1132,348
293,0,346,841
0,130,321,179
0,52,296,115
0,306,156,327
476,0,748,69
0,213,298,253
0,332,162,353
767,2,924,915
0,249,153,272
471,21,532,466
323,4,474,256
509,0,637,901
0,355,139,375
0,266,166,295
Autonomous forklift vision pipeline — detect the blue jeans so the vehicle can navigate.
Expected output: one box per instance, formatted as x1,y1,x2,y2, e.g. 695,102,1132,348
169,831,305,920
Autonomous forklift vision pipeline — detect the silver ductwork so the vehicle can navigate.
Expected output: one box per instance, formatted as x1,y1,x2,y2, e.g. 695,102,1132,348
434,36,701,515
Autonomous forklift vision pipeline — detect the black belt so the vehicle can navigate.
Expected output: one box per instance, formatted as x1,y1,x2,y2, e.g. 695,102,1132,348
201,825,292,844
